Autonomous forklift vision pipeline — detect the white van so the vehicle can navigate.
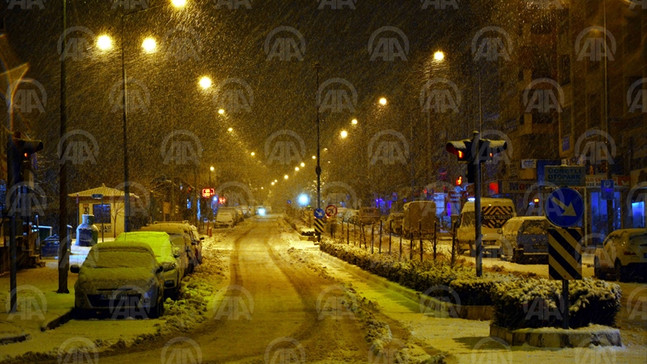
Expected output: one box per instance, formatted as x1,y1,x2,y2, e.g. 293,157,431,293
455,198,516,257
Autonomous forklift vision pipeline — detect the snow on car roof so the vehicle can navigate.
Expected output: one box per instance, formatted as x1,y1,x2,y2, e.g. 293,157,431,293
114,232,173,257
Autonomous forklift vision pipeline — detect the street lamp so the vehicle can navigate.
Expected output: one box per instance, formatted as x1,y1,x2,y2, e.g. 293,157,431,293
378,97,388,106
199,76,212,90
433,50,445,62
340,129,348,139
351,118,358,125
218,108,226,115
96,34,113,51
141,37,157,53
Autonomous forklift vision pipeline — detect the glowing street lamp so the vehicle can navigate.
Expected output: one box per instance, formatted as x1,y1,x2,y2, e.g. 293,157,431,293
340,130,348,139
199,76,212,90
142,37,157,53
300,162,305,167
433,50,445,62
171,0,187,8
351,118,358,125
96,34,113,51
227,127,233,132
295,166,300,171
218,108,226,115
378,97,388,106
284,175,289,180
250,152,256,157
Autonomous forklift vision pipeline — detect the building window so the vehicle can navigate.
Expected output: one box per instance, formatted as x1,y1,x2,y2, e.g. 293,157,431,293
93,204,111,224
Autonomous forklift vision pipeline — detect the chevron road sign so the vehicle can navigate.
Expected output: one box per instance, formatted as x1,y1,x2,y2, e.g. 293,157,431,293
548,227,582,280
314,218,324,235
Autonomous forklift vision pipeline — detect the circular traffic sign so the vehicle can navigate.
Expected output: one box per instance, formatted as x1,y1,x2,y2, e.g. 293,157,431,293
314,208,325,219
545,187,584,228
325,204,338,218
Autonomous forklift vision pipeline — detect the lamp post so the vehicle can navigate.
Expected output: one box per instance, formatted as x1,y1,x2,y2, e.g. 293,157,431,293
315,62,322,212
118,1,186,232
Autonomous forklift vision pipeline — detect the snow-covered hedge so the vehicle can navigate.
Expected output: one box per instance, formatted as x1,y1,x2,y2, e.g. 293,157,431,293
491,278,621,329
320,241,622,328
320,241,507,306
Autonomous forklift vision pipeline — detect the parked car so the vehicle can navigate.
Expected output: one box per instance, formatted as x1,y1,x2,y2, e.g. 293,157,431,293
594,228,647,282
215,211,236,227
71,241,165,318
402,201,438,238
219,207,243,223
358,207,380,225
114,231,183,298
139,222,199,274
500,216,550,263
385,212,404,235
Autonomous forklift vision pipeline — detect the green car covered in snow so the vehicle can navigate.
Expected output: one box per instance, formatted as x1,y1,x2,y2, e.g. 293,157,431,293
114,231,184,298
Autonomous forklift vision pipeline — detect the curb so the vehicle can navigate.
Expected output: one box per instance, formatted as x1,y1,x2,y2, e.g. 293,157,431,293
490,324,622,348
41,309,74,331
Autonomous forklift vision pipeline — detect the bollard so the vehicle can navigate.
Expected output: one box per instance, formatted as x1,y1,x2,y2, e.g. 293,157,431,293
419,220,423,262
379,220,383,254
433,221,437,261
388,221,392,254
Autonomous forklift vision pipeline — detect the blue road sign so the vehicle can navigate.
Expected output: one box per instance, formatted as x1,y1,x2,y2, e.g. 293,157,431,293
601,179,614,200
546,188,584,228
314,208,325,219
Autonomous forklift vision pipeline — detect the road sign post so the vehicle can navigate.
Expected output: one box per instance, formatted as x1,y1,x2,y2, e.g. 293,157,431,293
314,208,325,242
545,188,584,330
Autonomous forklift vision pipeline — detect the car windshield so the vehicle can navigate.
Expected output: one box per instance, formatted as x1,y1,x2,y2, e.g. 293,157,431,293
521,221,547,235
83,250,155,269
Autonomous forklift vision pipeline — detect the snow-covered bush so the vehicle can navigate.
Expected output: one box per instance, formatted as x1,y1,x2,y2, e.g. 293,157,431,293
491,278,621,329
449,277,514,306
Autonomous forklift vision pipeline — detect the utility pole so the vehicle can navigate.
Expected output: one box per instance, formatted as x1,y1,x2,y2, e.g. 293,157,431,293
58,0,69,294
315,62,322,211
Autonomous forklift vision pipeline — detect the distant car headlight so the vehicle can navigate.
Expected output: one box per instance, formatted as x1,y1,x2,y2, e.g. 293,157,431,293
258,208,266,216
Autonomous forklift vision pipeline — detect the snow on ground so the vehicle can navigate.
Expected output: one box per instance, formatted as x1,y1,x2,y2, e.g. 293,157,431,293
281,216,647,364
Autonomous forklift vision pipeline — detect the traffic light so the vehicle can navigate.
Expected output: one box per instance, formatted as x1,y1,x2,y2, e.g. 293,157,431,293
445,139,473,162
455,176,463,186
446,133,508,183
7,132,43,186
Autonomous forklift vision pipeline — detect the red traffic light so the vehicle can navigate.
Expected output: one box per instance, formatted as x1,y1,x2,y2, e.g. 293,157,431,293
202,188,215,198
455,176,463,186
